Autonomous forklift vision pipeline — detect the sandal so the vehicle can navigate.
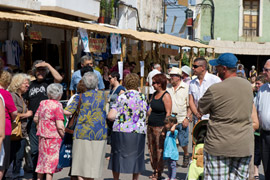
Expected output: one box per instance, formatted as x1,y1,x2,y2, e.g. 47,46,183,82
254,175,259,180
182,155,190,168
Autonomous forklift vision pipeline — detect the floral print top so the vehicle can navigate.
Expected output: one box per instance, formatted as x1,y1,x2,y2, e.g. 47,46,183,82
35,100,64,139
111,90,148,134
65,90,107,141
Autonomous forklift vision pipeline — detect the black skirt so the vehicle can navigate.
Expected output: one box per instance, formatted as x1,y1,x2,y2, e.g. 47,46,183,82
108,131,145,174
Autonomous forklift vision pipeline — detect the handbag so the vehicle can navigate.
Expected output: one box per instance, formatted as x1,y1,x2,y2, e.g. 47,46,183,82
58,93,82,168
11,97,25,141
57,133,73,169
65,93,82,134
106,86,119,114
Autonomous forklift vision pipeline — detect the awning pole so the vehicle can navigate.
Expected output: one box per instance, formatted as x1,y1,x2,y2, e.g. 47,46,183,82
179,47,183,68
211,48,215,73
141,41,145,90
120,36,125,85
189,47,194,68
70,30,75,96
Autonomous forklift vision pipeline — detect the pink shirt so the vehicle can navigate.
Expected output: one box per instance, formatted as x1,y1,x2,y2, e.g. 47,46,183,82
35,99,64,139
0,89,17,135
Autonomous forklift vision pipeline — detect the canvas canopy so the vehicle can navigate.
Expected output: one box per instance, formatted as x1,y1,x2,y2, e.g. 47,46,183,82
0,10,212,49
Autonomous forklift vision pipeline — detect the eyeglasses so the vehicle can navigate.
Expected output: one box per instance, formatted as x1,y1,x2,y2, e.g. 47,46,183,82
152,81,158,85
192,64,202,69
263,67,270,72
108,77,112,80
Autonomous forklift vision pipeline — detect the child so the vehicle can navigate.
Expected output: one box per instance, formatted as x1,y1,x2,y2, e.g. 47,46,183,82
163,115,179,180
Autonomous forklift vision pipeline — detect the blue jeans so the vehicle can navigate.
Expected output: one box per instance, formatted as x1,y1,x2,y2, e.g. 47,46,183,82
10,139,26,174
167,159,177,179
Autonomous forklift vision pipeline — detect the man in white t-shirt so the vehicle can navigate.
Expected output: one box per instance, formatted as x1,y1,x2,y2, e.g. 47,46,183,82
146,63,161,100
189,57,221,124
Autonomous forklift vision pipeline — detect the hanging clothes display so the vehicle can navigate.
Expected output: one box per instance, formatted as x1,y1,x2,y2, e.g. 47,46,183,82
110,33,121,54
2,40,21,67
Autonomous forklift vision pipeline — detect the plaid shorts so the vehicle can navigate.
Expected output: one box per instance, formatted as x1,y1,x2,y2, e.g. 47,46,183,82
204,152,251,180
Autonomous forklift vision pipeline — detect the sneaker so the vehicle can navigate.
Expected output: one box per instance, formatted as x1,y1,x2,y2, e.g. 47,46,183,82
182,155,190,168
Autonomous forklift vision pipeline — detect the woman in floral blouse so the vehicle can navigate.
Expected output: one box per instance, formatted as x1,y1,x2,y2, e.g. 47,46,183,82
64,72,107,180
34,83,65,180
107,73,148,180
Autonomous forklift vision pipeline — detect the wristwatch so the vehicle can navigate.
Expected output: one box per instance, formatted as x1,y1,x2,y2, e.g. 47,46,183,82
185,116,190,121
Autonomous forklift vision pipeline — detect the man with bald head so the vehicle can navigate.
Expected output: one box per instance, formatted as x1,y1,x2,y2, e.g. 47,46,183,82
254,59,270,179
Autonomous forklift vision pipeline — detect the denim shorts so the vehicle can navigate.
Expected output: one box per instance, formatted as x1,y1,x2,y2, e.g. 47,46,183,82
176,123,189,147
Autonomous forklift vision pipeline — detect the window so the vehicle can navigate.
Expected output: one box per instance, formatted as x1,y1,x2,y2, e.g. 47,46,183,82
243,0,259,37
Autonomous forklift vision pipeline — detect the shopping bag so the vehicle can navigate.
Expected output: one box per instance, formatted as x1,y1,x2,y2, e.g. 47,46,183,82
0,144,4,166
11,115,22,141
57,133,73,169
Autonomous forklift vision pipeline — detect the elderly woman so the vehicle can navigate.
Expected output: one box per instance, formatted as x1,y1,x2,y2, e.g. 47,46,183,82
147,73,172,180
8,73,33,178
64,72,107,180
34,83,65,180
0,71,17,179
108,73,148,180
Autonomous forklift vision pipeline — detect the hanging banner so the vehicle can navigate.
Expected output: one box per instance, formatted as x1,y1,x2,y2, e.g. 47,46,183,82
89,38,107,53
118,61,123,80
30,31,42,40
72,37,78,55
78,28,90,53
140,61,144,77
111,33,121,54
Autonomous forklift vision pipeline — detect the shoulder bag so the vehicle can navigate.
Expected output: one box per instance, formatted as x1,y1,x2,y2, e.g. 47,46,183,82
65,93,82,134
11,96,25,141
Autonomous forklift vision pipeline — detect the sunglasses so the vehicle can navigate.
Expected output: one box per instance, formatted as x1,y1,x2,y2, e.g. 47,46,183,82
152,81,158,85
263,67,270,72
192,64,202,68
108,77,112,80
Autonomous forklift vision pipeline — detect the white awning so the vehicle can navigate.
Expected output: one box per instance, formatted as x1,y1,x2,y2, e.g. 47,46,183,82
209,40,270,55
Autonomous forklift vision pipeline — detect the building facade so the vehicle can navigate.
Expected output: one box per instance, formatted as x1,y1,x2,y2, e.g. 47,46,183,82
196,0,270,73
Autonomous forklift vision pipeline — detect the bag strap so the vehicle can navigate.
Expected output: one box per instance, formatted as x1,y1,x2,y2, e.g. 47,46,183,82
68,93,82,128
108,85,120,102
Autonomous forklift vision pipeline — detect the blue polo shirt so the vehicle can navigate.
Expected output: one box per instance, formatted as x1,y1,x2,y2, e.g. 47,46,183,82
70,69,105,91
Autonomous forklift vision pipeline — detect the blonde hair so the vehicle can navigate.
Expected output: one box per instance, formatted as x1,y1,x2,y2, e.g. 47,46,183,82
0,71,12,89
124,73,140,90
8,73,30,93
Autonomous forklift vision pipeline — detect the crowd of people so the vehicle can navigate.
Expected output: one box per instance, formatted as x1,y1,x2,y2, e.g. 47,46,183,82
0,52,269,180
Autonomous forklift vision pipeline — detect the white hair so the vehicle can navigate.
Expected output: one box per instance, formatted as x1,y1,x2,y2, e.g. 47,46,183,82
154,64,161,69
83,72,98,90
47,83,63,100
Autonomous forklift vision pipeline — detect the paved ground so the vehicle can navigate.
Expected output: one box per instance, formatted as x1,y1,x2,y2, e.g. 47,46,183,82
19,124,265,180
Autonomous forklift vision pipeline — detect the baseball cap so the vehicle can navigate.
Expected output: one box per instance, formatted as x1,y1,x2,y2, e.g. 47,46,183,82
209,53,238,68
169,67,182,76
181,65,191,75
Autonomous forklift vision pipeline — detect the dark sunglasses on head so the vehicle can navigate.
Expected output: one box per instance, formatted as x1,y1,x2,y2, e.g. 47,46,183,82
192,64,202,68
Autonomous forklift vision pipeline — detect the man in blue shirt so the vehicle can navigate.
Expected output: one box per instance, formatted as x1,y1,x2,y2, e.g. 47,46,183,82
70,55,105,93
254,59,270,179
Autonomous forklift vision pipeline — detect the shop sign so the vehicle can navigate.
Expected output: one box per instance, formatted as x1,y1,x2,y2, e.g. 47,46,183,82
30,31,42,40
160,47,178,56
89,38,107,53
